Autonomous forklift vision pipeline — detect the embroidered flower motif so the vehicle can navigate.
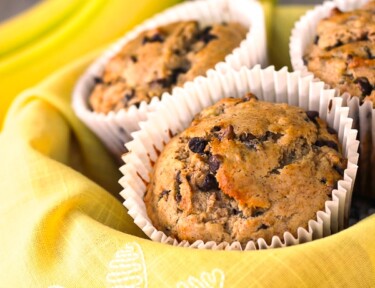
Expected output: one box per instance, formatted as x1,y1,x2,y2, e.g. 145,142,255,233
106,242,147,288
176,268,225,288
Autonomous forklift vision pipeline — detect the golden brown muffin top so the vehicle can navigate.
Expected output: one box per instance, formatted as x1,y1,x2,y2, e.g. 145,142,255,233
304,2,375,105
144,95,347,246
90,20,247,113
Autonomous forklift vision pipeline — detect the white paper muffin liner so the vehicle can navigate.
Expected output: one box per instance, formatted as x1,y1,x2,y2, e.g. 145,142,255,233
72,0,267,158
119,65,359,251
290,0,375,197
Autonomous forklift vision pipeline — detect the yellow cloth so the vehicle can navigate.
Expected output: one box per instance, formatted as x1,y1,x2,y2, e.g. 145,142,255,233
1,1,375,287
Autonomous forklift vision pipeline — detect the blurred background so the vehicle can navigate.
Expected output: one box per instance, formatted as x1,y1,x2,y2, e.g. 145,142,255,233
0,0,323,23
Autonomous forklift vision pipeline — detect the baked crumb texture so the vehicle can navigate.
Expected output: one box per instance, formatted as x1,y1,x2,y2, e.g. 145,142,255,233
144,95,347,246
304,1,375,105
90,21,247,113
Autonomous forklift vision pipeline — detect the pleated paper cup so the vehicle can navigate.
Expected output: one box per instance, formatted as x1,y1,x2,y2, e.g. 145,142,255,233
289,0,375,198
72,0,267,158
119,65,359,250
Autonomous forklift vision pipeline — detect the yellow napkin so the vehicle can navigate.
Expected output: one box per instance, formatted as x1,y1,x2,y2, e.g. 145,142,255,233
1,1,375,287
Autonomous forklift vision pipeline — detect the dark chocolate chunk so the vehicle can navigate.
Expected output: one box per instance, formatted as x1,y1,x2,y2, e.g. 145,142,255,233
314,35,320,45
212,125,235,140
149,78,171,89
260,131,283,142
306,111,319,123
220,125,235,140
142,33,164,44
252,208,266,217
320,178,327,184
314,140,338,151
327,40,343,50
170,67,189,85
334,165,345,176
256,224,269,231
159,189,171,201
239,132,258,150
354,77,373,97
93,77,103,84
211,126,221,132
199,174,219,191
239,132,256,142
130,55,138,63
123,89,135,102
364,46,375,59
188,137,208,154
208,155,221,173
198,26,218,44
175,171,182,202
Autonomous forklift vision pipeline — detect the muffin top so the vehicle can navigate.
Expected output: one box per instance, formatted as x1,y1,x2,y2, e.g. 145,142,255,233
304,1,375,105
90,21,247,113
144,94,347,246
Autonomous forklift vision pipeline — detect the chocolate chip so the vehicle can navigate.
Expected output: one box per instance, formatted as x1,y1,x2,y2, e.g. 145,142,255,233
270,168,280,175
360,32,369,41
188,137,208,154
175,172,182,202
208,155,221,173
327,40,343,50
239,132,257,142
211,126,221,132
260,131,283,142
159,189,171,201
314,140,338,151
149,78,170,89
320,178,327,184
252,208,265,217
354,77,373,97
314,35,320,45
256,224,269,231
334,165,345,176
364,46,375,59
170,67,189,85
279,150,297,168
199,174,219,191
327,127,337,135
231,208,239,215
306,111,319,123
198,26,218,44
130,55,138,63
142,33,164,44
212,125,235,140
239,132,258,150
123,89,135,102
94,77,103,84
221,125,235,140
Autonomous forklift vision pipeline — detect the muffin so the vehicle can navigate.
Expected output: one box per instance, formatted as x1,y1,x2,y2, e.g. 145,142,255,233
290,0,375,199
73,0,266,157
144,94,347,245
90,21,247,114
119,66,358,250
303,2,375,106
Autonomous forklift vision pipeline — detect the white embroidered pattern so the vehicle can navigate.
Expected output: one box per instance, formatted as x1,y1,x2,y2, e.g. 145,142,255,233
106,242,147,288
176,269,225,288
